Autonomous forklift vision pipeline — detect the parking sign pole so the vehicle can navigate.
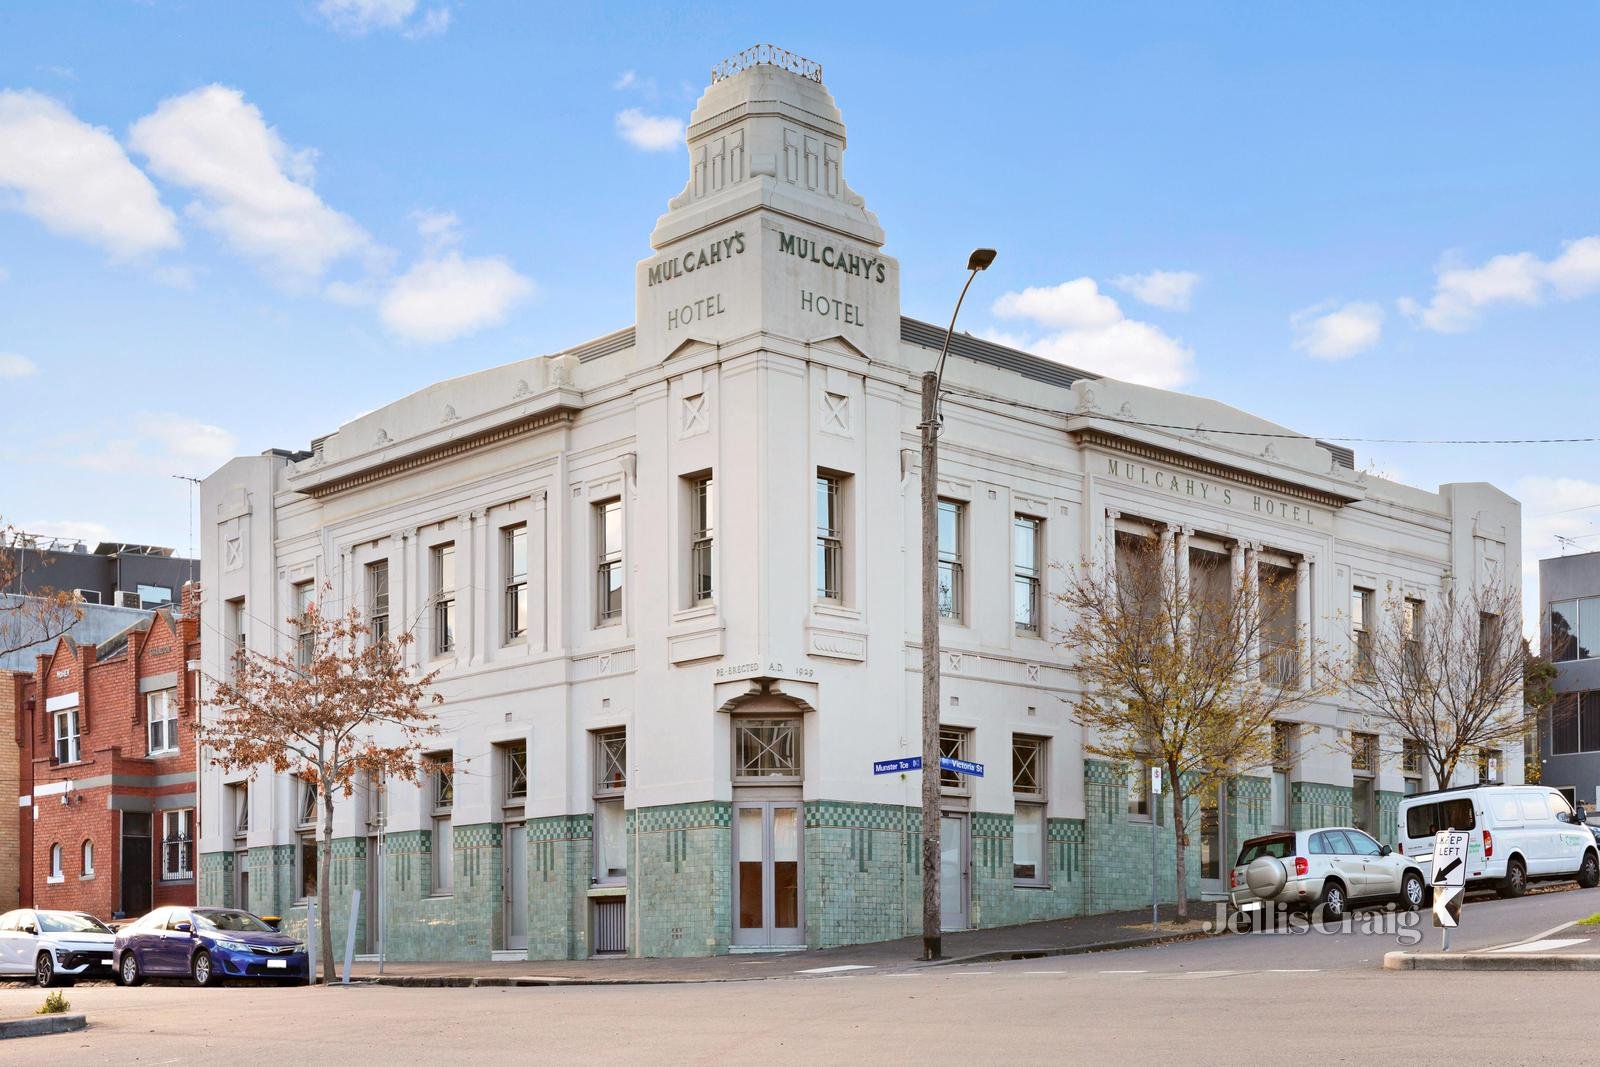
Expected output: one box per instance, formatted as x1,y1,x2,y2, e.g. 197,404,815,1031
1150,766,1163,930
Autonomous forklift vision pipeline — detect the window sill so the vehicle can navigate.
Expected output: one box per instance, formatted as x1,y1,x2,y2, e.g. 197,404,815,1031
587,884,627,898
427,892,454,900
79,874,95,881
46,876,64,885
161,876,195,885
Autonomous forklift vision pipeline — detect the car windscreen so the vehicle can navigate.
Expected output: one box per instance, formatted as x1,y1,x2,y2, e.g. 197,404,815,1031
192,909,274,934
1404,797,1476,838
1237,836,1294,864
37,912,112,934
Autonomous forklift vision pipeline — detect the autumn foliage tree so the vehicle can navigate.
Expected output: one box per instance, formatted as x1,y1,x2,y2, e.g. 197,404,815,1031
1341,583,1524,787
1058,530,1332,920
202,590,441,982
1,521,82,657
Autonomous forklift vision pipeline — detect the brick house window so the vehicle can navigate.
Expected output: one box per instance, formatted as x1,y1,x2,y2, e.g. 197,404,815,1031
162,809,193,880
147,689,179,755
53,707,79,764
48,843,63,883
81,840,94,878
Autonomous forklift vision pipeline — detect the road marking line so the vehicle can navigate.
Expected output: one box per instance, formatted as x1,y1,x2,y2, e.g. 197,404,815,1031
951,971,994,976
1480,918,1579,953
1486,937,1590,954
1099,969,1146,974
1267,968,1320,973
1154,970,1247,980
796,965,873,973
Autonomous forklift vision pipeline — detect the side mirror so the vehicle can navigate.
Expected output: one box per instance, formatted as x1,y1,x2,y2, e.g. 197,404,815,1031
174,921,193,934
1379,845,1393,857
21,924,37,936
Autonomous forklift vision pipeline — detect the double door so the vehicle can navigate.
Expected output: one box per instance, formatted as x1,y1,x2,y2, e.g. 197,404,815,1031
733,800,802,947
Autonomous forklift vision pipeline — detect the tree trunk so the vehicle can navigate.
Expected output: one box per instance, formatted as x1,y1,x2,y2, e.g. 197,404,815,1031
319,786,336,984
1170,770,1188,922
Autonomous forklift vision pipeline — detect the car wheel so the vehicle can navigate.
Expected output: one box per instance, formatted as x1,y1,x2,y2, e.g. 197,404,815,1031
1578,850,1600,890
1498,858,1528,898
34,952,56,988
192,949,218,988
119,951,142,987
1317,880,1348,924
1400,871,1426,912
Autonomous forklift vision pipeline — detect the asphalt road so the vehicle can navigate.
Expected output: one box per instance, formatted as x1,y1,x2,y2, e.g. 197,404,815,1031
4,883,1596,1065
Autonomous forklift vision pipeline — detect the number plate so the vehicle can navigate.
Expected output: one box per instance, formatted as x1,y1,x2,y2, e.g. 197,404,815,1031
267,959,287,969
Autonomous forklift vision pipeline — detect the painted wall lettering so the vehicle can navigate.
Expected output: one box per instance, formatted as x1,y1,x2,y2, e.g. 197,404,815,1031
774,230,887,283
647,231,747,286
1105,455,1320,527
799,290,865,325
666,293,728,330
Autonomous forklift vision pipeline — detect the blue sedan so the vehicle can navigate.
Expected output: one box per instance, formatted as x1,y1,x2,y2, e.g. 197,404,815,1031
115,906,307,987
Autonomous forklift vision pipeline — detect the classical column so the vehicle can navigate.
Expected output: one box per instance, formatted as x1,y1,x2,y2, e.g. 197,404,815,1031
1158,523,1176,598
531,490,549,652
400,531,417,669
1175,526,1192,645
1245,542,1261,678
1295,558,1312,687
459,511,479,664
1104,509,1120,601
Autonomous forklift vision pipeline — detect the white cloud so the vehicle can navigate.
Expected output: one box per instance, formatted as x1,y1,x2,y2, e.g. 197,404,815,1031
315,0,450,37
1401,235,1600,332
411,208,460,253
1112,269,1199,312
0,89,179,259
73,413,239,476
991,278,1196,389
128,85,375,283
0,265,9,282
1290,300,1384,360
0,354,39,379
380,251,534,343
615,108,683,152
613,70,637,91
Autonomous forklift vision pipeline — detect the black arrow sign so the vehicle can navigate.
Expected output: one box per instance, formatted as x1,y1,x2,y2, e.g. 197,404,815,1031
1436,856,1464,883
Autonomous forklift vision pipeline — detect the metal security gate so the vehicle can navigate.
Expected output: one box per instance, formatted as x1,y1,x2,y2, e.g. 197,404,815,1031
593,898,626,955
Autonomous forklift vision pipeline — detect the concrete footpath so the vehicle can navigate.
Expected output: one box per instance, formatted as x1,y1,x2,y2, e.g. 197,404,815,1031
1386,918,1600,971
344,902,1218,987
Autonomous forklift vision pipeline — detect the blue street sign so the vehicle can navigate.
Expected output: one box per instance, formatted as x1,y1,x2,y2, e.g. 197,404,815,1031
940,756,984,778
873,757,922,775
871,756,985,777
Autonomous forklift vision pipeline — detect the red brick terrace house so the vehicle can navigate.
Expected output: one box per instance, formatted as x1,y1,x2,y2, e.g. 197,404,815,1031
18,584,201,919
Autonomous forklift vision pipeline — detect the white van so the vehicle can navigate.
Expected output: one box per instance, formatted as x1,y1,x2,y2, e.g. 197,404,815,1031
1396,784,1599,897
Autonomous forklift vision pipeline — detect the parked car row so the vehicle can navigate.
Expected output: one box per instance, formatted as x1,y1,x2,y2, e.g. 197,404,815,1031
0,905,307,987
1231,783,1600,923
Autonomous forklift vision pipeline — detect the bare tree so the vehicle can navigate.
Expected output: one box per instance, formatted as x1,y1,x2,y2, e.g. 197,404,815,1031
0,521,81,657
201,589,441,983
1342,583,1524,787
1522,644,1556,785
1058,532,1332,920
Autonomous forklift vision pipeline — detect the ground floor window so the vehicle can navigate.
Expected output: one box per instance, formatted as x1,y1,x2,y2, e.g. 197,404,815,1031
298,833,317,900
48,843,63,883
161,809,193,880
81,839,94,877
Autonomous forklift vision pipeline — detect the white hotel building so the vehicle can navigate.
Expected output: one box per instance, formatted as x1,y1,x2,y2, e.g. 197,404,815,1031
198,47,1520,960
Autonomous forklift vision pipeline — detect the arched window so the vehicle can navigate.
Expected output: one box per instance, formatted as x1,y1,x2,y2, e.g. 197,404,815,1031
81,840,94,877
49,843,62,881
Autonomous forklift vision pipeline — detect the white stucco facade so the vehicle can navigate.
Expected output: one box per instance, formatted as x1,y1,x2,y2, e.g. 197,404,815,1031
197,47,1521,960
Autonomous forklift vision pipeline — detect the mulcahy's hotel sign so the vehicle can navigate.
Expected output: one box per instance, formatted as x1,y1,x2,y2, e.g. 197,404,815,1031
1104,454,1323,527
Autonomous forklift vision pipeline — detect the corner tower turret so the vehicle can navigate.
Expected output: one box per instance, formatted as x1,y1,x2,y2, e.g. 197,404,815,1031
636,45,899,362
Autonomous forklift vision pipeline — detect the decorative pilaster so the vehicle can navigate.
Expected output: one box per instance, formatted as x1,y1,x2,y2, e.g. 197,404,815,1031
1295,558,1312,687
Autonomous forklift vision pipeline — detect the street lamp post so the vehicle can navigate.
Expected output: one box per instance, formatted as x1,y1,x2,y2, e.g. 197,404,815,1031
919,248,996,961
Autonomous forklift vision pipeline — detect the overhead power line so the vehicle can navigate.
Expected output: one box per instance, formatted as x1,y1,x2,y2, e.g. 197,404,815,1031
943,386,1600,447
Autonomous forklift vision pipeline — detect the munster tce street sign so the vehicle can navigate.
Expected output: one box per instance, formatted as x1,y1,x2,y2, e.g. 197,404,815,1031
872,756,985,777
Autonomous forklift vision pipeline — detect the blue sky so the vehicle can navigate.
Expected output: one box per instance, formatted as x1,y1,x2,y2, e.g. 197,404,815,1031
1,2,1597,621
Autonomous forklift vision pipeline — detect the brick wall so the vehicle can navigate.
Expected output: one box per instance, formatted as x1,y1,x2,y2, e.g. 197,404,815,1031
0,672,19,910
23,593,201,919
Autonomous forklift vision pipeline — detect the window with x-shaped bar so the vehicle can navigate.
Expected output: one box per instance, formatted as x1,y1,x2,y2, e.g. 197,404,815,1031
733,718,801,783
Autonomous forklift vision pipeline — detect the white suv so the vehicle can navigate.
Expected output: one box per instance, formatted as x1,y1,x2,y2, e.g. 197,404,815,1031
1396,784,1600,897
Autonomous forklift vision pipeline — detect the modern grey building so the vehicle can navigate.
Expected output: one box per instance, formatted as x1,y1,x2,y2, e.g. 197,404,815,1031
1541,550,1600,811
2,534,197,609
